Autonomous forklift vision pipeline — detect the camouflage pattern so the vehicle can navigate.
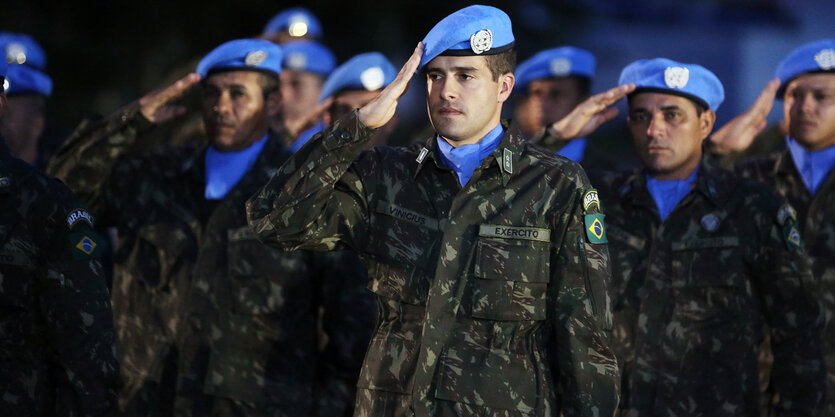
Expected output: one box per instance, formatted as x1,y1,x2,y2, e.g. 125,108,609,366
47,103,375,417
247,112,620,417
0,143,119,416
736,148,835,415
590,156,825,416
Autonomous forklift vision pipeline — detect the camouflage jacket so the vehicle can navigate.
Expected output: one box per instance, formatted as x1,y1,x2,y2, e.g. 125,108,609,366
591,156,825,416
0,145,118,416
47,104,374,416
736,148,835,415
247,112,620,417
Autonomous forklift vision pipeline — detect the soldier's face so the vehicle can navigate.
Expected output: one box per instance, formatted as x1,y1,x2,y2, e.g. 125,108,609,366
514,77,586,138
202,71,280,152
0,94,46,160
279,70,324,126
425,55,514,146
784,73,835,151
627,92,715,180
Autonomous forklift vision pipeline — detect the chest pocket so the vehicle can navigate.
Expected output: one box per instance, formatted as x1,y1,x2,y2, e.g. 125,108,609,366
127,222,192,290
0,250,35,309
468,225,552,321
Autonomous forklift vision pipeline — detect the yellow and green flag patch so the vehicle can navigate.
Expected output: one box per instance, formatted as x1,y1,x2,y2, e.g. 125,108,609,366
585,214,607,244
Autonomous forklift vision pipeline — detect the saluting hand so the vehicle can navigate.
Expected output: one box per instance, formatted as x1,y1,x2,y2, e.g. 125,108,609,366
544,83,636,143
358,42,424,129
139,73,202,124
708,78,780,155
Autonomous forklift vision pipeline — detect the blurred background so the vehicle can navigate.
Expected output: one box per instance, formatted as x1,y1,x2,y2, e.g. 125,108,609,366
3,0,833,155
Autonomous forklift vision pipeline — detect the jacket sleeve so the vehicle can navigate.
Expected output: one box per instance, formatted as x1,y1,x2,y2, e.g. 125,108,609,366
33,183,119,417
753,199,825,416
46,103,154,226
247,111,375,253
551,174,620,417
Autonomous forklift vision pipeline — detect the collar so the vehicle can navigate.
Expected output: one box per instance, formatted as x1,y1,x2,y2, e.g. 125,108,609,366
621,154,729,210
785,136,835,194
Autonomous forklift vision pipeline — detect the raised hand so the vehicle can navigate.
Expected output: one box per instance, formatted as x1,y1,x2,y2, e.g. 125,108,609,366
357,42,423,129
138,73,202,124
708,78,780,155
544,84,636,144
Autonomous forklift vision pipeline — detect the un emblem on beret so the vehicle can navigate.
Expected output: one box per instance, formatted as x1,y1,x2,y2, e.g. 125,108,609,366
814,49,835,70
245,50,268,67
550,58,572,76
286,52,307,70
6,42,26,64
470,29,493,55
361,67,385,91
664,66,689,89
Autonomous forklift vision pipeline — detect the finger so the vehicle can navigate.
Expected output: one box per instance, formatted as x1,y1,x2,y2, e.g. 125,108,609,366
751,78,780,115
156,73,202,103
597,83,635,107
383,42,424,98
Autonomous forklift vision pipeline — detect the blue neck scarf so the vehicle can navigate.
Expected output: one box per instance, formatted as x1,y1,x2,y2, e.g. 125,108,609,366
646,166,699,222
437,123,504,187
557,137,587,163
786,136,835,195
204,134,268,200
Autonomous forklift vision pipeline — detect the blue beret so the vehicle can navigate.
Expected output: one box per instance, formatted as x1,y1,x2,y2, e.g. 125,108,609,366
318,52,396,102
420,5,514,70
263,7,322,39
776,38,835,97
515,46,595,91
619,58,725,111
196,39,283,78
3,64,52,97
0,32,47,70
281,40,336,76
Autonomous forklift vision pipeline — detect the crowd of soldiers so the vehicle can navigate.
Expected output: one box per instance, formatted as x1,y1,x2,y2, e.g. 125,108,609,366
0,4,833,417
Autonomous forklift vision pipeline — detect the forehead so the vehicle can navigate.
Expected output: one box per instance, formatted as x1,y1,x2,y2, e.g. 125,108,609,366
425,55,489,72
629,91,697,112
787,72,835,90
280,69,324,82
204,70,265,88
527,77,581,93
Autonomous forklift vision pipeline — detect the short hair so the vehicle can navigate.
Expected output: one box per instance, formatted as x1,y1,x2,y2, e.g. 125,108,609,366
255,72,280,98
484,48,517,81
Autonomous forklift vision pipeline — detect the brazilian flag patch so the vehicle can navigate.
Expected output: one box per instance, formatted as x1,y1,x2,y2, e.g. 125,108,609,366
585,214,608,244
783,223,803,251
68,232,105,260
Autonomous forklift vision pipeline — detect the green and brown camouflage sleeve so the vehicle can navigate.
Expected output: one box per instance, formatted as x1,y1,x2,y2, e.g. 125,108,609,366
552,177,619,417
247,111,375,253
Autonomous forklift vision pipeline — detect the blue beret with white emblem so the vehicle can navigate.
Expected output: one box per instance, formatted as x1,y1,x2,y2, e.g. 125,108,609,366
775,38,835,98
419,5,514,71
0,32,47,70
4,64,52,97
263,7,322,39
318,52,396,102
196,39,283,79
515,46,595,91
281,40,336,76
619,58,725,111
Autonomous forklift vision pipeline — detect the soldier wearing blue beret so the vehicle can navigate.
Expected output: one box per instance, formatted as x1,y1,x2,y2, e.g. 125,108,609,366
590,57,825,416
49,38,374,417
248,4,636,417
261,7,322,44
734,38,835,415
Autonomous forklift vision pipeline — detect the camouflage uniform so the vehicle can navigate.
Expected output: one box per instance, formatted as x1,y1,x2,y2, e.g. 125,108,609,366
736,148,835,415
0,143,119,416
247,112,620,417
590,156,825,416
47,103,375,417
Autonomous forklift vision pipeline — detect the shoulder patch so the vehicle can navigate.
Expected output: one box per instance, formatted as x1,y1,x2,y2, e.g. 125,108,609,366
69,232,104,260
67,208,94,229
777,203,797,226
783,223,803,251
583,189,600,212
584,214,608,244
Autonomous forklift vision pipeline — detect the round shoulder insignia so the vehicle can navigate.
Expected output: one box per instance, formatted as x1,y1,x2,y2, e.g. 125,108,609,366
470,29,493,55
814,49,835,70
700,213,720,232
664,66,690,89
550,57,572,76
286,52,307,70
360,66,385,91
6,42,27,64
245,50,268,67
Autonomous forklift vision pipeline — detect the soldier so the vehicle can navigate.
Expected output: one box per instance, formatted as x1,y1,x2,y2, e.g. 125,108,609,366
735,38,835,414
592,57,825,416
248,5,634,416
0,60,119,416
48,39,374,417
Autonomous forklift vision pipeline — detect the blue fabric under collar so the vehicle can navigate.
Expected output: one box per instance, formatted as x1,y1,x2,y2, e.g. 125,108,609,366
437,123,504,187
646,166,699,222
204,134,268,200
557,137,587,163
289,121,324,153
786,136,835,195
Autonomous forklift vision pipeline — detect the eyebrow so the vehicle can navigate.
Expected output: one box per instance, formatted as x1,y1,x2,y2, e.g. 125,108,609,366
425,66,480,73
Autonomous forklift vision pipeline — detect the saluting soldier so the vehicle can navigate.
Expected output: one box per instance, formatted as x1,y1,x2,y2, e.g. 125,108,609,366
591,58,825,416
48,39,373,417
249,5,634,416
0,60,119,416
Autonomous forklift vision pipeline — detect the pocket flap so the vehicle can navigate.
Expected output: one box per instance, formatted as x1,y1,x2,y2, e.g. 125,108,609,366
474,238,549,283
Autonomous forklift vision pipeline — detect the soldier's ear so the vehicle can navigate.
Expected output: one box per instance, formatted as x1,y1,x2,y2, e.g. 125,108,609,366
0,93,6,118
498,72,515,104
699,109,716,140
265,89,282,118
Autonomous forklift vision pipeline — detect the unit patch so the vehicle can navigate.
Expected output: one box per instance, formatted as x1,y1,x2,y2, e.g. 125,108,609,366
583,189,600,212
66,209,94,229
69,232,104,260
479,224,551,242
777,203,797,226
584,214,607,244
783,223,803,251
